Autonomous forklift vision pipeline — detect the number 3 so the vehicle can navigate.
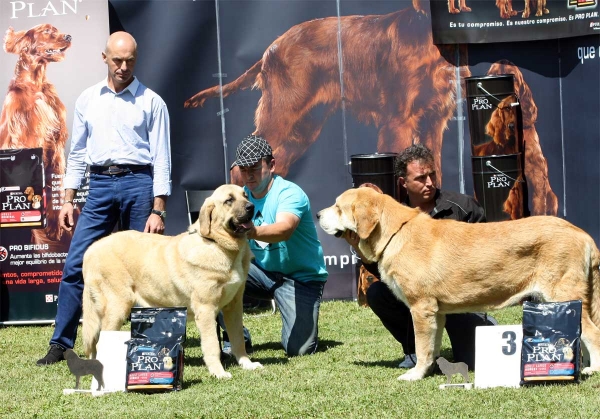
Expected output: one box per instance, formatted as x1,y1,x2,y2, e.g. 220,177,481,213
502,331,516,355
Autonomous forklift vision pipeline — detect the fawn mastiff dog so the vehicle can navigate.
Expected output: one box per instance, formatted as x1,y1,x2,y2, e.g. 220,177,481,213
82,185,262,379
317,187,600,381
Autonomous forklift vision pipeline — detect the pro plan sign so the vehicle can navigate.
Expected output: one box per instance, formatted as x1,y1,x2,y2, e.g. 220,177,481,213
470,96,494,111
430,0,600,44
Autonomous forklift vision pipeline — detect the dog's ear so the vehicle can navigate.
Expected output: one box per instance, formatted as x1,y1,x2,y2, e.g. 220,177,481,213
3,27,30,54
354,199,379,240
199,200,215,238
485,111,497,141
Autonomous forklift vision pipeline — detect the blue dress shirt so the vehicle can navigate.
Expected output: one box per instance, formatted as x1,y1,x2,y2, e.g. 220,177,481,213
63,77,171,196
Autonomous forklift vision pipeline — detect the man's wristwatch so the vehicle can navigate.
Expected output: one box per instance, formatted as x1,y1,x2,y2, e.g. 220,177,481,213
151,209,167,220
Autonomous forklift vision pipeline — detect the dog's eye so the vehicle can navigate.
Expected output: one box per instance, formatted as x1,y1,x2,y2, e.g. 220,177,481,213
225,198,234,205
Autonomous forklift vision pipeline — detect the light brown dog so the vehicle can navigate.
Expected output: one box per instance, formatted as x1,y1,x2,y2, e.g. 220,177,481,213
317,187,600,381
473,95,518,157
0,24,72,241
448,0,471,14
81,185,262,379
185,3,469,186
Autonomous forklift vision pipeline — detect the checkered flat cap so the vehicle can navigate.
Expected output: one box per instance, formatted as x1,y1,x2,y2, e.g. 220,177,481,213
230,134,273,169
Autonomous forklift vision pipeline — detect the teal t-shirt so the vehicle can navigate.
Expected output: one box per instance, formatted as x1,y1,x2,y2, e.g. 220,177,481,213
245,176,328,283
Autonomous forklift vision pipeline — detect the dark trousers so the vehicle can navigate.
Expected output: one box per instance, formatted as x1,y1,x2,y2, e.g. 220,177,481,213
50,169,153,349
366,281,492,369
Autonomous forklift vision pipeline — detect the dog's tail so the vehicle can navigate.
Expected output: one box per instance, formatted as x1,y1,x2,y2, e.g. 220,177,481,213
184,59,263,109
82,280,102,358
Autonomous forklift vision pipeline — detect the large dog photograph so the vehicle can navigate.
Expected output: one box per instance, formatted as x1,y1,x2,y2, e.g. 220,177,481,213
184,1,558,218
0,24,71,243
317,187,600,380
81,185,262,379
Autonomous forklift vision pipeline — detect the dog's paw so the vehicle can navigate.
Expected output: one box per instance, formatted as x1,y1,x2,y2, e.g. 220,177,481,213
582,367,597,376
211,370,232,380
397,368,426,381
239,358,263,371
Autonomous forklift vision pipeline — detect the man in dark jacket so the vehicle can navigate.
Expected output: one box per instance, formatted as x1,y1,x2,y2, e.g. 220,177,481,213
344,144,496,370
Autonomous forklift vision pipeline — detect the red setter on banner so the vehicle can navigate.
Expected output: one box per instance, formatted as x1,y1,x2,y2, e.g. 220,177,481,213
487,60,558,216
185,2,468,186
0,24,72,241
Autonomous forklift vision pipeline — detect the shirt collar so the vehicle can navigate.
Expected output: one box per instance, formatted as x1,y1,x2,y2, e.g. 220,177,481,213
100,76,139,96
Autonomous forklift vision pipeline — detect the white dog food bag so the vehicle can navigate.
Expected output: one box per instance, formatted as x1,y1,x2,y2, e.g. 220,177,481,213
125,307,187,392
520,300,582,384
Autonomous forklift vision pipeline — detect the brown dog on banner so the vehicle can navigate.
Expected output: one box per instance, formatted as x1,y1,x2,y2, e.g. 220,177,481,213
0,24,72,241
185,2,468,186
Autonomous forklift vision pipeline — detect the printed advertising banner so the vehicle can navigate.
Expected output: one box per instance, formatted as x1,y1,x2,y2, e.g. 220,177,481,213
108,0,599,301
0,0,108,323
430,0,600,44
2,0,599,314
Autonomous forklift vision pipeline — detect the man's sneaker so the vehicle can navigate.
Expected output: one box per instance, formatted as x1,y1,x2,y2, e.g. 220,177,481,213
398,353,417,368
221,337,254,357
36,344,65,366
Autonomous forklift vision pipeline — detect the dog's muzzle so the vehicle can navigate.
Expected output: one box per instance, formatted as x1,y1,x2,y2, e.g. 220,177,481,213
231,202,255,234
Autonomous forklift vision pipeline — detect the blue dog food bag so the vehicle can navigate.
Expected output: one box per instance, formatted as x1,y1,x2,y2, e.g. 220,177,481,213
521,300,582,384
126,307,187,392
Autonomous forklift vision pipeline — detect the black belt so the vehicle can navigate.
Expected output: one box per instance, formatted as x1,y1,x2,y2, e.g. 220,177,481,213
89,164,149,175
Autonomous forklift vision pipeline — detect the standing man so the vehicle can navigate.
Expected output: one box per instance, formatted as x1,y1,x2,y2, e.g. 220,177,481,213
345,144,496,370
37,32,171,365
229,134,328,356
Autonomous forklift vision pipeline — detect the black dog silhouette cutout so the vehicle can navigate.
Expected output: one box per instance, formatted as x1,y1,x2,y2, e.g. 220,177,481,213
64,349,104,390
436,357,470,385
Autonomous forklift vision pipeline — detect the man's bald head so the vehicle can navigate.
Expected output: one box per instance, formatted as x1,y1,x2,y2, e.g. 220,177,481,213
105,31,137,55
102,31,137,93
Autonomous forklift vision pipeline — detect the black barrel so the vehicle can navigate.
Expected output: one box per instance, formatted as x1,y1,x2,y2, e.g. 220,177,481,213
472,153,525,222
465,75,520,157
349,153,397,199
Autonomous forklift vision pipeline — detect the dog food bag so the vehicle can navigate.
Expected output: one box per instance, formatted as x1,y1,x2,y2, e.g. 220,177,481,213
520,300,582,384
126,307,187,392
0,148,46,228
130,307,187,342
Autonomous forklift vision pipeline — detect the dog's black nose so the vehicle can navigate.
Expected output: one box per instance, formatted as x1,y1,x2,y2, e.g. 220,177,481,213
508,123,515,131
316,211,321,220
64,34,72,42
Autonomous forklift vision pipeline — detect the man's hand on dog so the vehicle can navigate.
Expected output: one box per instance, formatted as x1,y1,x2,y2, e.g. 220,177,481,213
342,230,359,247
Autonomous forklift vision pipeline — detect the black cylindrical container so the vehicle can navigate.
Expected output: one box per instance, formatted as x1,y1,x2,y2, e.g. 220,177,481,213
472,153,525,222
349,153,397,199
465,75,520,157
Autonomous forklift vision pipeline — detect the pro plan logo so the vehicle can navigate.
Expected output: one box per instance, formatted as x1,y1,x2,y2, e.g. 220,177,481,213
570,0,597,8
0,246,8,262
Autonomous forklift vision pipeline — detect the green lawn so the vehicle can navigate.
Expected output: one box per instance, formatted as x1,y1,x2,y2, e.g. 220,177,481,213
2,301,600,418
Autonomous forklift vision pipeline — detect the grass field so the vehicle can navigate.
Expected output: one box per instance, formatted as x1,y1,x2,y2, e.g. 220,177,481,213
2,300,600,418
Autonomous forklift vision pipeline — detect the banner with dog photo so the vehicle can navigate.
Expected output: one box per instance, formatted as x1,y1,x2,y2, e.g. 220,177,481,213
0,0,109,323
108,0,599,302
430,0,600,44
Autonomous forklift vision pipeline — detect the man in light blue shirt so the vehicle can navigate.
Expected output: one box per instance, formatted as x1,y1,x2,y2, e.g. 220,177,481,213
37,31,171,365
224,134,327,356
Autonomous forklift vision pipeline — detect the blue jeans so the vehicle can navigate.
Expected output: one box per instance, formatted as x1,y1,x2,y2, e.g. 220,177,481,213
244,262,324,356
50,169,153,349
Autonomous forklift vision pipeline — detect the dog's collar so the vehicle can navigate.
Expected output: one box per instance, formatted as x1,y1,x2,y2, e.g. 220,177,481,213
378,220,408,259
189,228,216,243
